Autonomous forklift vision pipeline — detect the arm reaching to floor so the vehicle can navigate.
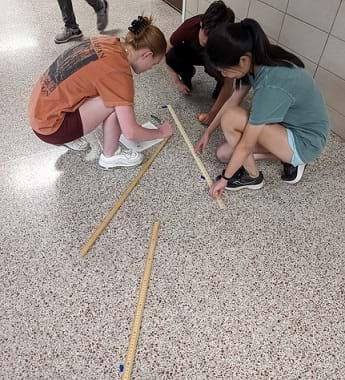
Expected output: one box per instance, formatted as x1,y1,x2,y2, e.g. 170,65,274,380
194,84,251,153
165,39,191,96
165,63,191,95
197,77,234,125
116,106,172,141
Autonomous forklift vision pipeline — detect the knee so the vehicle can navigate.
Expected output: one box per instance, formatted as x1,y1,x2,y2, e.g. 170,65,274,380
216,143,232,163
220,107,247,132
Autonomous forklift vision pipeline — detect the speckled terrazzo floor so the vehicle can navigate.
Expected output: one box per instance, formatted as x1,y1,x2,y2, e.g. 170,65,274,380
1,1,345,379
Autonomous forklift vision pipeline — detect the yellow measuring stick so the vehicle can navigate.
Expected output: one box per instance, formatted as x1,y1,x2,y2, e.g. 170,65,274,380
80,138,170,257
122,221,160,380
167,105,225,209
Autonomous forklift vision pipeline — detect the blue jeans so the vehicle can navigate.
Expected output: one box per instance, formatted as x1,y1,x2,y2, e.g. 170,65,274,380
57,0,103,29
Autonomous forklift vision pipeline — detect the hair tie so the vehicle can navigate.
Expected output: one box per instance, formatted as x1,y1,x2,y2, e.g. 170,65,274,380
128,16,148,35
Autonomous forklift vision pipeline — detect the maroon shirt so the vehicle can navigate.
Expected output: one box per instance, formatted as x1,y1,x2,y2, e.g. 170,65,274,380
170,15,202,46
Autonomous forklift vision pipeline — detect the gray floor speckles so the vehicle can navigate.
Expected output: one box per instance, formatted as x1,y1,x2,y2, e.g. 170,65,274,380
1,1,345,379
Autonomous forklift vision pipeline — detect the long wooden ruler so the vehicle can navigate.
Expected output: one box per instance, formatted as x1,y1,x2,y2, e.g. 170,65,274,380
80,138,169,257
122,221,161,380
166,105,225,209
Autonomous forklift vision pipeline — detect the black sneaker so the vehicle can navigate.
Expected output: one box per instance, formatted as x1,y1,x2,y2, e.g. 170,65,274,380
215,166,244,182
217,167,264,191
281,163,306,184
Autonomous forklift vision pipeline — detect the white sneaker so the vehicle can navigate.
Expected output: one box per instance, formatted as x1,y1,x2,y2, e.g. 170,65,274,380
63,137,89,151
98,146,144,169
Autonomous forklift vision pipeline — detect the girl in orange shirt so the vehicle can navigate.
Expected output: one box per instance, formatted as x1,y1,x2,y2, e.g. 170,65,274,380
29,16,172,169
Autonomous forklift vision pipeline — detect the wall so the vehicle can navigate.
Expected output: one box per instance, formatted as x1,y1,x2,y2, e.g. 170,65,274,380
183,0,345,139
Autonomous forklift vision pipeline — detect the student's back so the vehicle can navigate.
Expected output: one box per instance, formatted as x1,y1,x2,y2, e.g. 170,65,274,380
30,36,133,136
249,65,329,162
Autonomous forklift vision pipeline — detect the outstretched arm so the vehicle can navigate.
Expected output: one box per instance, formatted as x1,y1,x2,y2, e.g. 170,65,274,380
115,106,172,141
199,77,235,125
194,84,251,153
165,38,191,96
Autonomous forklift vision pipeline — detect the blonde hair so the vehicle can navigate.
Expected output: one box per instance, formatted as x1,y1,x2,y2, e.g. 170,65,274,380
125,16,167,57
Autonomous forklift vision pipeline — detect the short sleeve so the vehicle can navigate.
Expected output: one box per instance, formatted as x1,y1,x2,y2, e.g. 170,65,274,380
249,86,294,125
170,15,201,45
95,71,134,107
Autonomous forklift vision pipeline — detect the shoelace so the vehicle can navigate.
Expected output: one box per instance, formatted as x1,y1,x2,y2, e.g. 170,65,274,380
123,149,138,158
76,137,88,147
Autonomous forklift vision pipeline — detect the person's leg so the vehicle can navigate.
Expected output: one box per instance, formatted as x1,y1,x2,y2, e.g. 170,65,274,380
84,0,103,11
217,106,306,185
218,108,293,164
84,0,108,31
166,43,197,89
258,125,307,184
256,124,293,163
217,142,275,163
218,106,259,177
78,97,143,168
78,97,119,156
55,0,83,43
57,0,79,29
33,110,87,149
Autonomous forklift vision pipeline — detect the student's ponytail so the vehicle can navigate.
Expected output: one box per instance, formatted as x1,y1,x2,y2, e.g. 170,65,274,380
125,16,167,56
206,18,304,70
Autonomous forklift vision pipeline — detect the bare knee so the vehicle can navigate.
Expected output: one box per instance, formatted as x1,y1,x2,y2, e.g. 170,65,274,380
216,143,232,163
221,106,248,133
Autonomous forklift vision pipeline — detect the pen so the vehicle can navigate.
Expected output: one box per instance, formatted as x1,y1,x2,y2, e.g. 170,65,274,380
150,114,162,124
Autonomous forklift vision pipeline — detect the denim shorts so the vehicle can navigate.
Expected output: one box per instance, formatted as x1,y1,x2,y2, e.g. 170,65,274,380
287,129,305,167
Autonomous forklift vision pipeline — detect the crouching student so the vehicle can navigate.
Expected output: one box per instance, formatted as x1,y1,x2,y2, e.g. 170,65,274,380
194,18,329,198
166,1,235,126
29,16,172,169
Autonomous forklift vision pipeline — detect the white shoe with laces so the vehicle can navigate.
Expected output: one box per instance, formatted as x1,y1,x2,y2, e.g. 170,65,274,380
98,146,144,169
63,137,90,151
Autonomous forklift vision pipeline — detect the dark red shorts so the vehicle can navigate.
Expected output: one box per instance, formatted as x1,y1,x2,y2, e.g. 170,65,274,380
34,110,84,145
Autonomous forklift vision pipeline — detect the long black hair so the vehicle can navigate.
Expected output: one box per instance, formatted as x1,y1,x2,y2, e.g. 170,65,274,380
206,18,304,69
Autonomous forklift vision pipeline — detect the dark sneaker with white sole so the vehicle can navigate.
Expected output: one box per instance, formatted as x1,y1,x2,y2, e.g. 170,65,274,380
216,167,264,191
281,163,306,184
54,27,83,44
96,0,108,31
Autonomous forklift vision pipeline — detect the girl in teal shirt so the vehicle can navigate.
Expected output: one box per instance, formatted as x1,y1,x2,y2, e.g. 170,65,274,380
195,18,329,198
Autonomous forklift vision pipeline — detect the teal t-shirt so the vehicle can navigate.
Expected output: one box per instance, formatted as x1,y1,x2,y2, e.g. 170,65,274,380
248,66,329,163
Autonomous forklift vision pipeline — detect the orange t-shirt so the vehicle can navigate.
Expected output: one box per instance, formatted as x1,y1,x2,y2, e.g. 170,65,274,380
29,36,134,135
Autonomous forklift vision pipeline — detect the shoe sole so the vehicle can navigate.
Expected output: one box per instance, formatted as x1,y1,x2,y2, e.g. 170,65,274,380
63,143,89,151
225,181,265,191
98,159,143,170
283,164,306,184
55,33,83,44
